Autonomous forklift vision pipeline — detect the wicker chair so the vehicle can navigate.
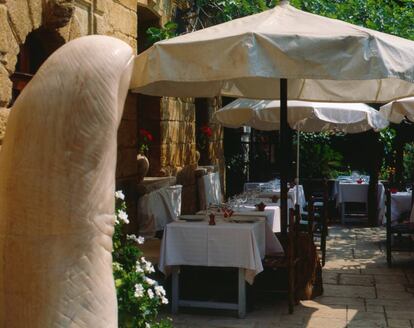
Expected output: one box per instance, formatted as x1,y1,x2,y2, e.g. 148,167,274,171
386,187,414,267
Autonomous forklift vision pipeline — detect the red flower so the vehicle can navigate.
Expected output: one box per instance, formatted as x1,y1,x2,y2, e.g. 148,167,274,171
200,125,212,138
139,128,153,141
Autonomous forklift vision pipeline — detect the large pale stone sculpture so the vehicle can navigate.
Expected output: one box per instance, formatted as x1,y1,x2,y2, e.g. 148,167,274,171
0,35,134,327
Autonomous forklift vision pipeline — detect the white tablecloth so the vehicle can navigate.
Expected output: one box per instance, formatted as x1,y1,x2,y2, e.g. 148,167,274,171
391,192,412,222
137,185,182,237
197,206,283,252
159,218,282,284
234,204,281,233
258,185,306,209
336,182,385,223
198,172,222,209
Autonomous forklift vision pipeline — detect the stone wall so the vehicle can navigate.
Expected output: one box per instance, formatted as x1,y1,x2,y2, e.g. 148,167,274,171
0,0,226,220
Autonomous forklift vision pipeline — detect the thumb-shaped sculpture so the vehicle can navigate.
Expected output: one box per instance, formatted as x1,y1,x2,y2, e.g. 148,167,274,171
0,35,135,327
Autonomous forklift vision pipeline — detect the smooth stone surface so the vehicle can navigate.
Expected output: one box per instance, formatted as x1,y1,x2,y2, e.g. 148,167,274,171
0,35,134,327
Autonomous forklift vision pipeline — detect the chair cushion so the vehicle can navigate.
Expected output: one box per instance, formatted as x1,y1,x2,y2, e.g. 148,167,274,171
391,222,414,233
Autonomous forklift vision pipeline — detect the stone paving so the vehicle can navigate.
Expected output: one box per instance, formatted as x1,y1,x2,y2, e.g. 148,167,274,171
167,225,414,327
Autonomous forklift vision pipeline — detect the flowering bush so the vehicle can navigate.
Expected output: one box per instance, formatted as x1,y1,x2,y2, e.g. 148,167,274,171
138,128,154,156
197,125,212,150
113,191,171,328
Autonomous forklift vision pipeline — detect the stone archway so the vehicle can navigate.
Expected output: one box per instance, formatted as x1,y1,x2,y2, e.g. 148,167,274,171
0,0,75,144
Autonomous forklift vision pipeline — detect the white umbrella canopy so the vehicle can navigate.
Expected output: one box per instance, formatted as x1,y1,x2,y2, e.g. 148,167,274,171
214,99,389,206
130,0,414,234
380,97,414,123
214,99,389,133
131,1,414,102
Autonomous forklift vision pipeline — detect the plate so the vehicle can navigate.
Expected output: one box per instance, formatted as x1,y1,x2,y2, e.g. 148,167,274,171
229,216,259,223
178,215,205,221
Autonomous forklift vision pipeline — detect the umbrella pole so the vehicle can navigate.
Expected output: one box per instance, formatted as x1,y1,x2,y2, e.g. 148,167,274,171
296,130,300,206
280,78,288,235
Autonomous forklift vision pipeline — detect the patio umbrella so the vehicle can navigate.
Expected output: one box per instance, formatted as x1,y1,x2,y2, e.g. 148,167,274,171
215,100,388,133
130,1,414,233
380,97,414,123
214,99,389,204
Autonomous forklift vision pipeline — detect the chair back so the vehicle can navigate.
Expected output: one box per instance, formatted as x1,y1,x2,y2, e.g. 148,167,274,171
197,172,222,210
288,206,301,264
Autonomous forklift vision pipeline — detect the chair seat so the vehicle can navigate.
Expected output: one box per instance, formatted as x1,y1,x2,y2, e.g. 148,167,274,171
314,201,324,207
301,211,321,220
263,255,299,268
390,222,414,234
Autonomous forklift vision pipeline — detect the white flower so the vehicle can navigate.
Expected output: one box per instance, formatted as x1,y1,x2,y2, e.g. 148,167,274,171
134,284,144,298
154,285,166,297
161,296,169,304
115,190,125,200
140,257,155,273
144,261,155,273
135,260,144,273
147,288,154,299
112,262,122,271
117,210,129,224
127,234,145,244
145,277,156,286
145,323,151,328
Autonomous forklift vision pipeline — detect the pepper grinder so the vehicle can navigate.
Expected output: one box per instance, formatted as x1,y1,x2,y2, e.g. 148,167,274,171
209,213,216,225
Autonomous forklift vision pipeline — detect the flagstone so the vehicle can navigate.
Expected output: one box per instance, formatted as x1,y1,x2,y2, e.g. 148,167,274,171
323,284,376,299
339,273,374,286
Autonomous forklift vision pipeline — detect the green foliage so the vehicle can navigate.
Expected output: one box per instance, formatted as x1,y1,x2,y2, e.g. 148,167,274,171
403,143,414,181
191,0,413,40
113,191,172,328
146,22,178,45
296,132,343,179
378,128,397,180
290,0,414,40
194,0,276,24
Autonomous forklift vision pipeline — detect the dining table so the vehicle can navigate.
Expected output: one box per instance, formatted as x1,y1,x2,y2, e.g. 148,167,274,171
335,180,385,224
159,215,283,318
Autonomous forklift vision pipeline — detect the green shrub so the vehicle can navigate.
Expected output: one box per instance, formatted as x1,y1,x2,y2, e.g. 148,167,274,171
113,191,172,328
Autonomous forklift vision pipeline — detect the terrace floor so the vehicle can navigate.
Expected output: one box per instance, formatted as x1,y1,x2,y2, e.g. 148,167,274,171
168,225,414,328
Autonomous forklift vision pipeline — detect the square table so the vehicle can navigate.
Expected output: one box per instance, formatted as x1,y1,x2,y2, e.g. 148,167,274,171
337,182,385,224
159,218,282,318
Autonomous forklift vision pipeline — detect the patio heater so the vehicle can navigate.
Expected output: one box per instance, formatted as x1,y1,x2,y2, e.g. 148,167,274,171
241,126,251,182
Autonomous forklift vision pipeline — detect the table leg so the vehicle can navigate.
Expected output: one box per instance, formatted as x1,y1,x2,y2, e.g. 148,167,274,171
172,266,179,314
238,268,246,318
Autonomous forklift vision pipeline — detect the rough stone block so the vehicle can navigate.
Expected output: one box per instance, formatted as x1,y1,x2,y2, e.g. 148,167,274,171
0,66,12,107
116,147,138,178
117,0,137,11
95,0,109,13
0,4,19,72
28,0,42,29
110,31,137,49
108,2,137,38
160,121,195,144
94,14,109,35
0,107,10,143
5,0,33,43
118,119,137,148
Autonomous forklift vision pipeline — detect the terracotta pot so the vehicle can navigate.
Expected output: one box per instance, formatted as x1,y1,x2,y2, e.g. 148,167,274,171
137,154,149,183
